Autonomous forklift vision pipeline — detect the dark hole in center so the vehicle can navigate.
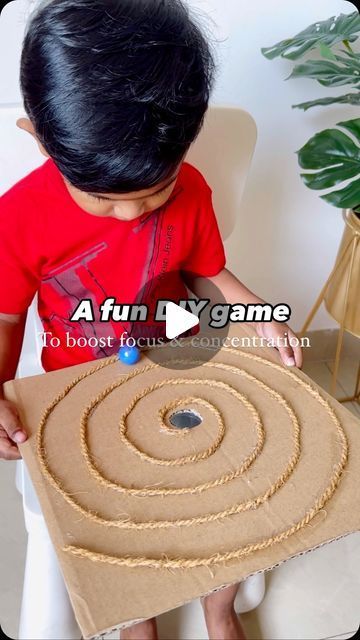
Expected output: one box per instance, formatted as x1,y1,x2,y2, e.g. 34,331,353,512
169,410,202,429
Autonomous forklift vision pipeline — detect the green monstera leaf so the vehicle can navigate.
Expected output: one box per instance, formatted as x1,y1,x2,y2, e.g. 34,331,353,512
297,119,360,212
289,51,360,87
290,50,360,111
293,92,360,111
262,12,360,61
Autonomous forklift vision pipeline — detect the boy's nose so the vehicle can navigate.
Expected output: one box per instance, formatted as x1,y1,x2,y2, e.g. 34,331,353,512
113,202,144,220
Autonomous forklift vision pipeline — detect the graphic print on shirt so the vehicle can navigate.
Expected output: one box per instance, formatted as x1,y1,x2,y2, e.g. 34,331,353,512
128,210,168,341
41,242,116,359
40,208,175,360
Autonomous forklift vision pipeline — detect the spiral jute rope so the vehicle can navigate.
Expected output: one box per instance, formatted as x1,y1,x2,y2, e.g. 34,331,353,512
35,346,348,569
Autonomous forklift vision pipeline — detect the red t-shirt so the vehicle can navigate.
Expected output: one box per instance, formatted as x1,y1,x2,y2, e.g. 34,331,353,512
0,159,225,372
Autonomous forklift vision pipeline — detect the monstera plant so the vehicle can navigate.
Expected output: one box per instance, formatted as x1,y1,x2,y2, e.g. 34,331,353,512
262,11,360,354
262,11,360,216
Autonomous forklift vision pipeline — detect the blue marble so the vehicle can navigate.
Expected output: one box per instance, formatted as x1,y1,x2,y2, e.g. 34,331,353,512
118,345,141,365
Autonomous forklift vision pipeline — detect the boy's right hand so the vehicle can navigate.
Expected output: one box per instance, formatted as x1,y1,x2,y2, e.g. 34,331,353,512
0,399,27,460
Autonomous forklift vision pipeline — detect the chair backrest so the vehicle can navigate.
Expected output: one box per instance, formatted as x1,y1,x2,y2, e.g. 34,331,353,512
0,105,46,194
187,106,257,240
0,105,257,377
0,105,46,377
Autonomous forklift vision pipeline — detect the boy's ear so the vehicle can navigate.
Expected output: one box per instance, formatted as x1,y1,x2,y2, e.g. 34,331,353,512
16,117,50,158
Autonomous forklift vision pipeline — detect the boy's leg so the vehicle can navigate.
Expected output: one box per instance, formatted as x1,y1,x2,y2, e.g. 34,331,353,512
120,617,158,640
201,584,247,640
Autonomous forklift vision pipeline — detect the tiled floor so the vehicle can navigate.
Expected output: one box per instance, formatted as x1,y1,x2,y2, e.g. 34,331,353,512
0,358,359,640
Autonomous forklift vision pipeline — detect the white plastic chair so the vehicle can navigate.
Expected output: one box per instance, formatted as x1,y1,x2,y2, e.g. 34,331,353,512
1,103,264,638
16,461,82,640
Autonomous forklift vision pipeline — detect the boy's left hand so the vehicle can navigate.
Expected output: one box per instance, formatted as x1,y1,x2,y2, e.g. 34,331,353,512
255,321,303,369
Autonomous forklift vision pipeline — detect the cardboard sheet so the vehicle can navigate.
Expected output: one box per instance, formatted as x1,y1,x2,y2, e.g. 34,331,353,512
4,325,360,638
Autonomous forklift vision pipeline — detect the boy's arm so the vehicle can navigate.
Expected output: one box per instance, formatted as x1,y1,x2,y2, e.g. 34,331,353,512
186,268,303,369
0,313,28,459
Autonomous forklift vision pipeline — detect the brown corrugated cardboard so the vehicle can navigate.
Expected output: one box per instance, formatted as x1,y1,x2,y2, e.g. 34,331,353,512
4,324,360,639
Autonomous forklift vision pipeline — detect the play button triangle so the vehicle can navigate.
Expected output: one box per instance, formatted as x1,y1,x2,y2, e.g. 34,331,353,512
165,301,200,340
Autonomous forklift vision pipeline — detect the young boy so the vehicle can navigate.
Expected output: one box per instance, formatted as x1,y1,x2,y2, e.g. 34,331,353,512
0,1,302,638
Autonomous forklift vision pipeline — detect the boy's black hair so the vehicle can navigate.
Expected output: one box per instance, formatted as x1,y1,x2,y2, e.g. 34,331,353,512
20,0,215,194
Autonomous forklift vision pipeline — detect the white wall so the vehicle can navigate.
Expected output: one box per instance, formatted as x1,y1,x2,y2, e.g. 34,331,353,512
185,0,357,331
0,0,358,331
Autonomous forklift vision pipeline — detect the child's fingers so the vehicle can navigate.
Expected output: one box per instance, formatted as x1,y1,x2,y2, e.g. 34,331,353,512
292,343,303,369
277,344,296,367
2,445,22,461
0,401,27,444
286,329,303,369
0,431,22,460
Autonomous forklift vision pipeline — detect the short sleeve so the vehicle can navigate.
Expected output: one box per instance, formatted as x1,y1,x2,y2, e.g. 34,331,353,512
181,178,226,278
0,191,42,313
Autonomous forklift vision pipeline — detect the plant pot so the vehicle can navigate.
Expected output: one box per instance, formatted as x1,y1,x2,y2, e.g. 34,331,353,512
324,209,360,338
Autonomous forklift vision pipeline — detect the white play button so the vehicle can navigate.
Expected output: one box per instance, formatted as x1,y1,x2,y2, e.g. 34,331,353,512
165,301,200,340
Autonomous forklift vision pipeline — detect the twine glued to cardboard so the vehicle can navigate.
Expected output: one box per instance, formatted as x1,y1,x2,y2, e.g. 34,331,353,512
35,347,348,569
